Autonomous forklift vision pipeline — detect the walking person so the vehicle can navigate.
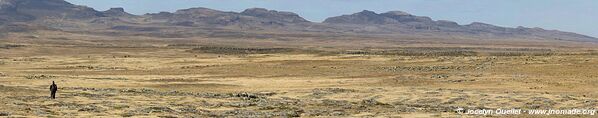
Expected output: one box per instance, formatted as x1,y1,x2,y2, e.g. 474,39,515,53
50,81,58,99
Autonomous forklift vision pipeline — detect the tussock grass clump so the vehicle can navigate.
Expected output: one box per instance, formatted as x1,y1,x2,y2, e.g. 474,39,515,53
24,74,56,79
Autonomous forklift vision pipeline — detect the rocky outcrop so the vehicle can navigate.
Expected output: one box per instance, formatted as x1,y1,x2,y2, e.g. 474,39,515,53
145,7,310,28
323,10,596,41
323,10,397,24
102,7,133,17
240,8,309,23
146,7,242,26
380,11,434,23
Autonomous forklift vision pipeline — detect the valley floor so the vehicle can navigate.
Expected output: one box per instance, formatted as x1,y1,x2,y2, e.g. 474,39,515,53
1,33,598,117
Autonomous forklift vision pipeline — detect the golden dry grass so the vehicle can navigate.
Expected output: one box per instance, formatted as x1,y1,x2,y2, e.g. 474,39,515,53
1,31,598,117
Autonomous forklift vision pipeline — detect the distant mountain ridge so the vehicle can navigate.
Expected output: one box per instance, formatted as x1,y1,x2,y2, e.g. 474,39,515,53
0,0,596,42
323,10,596,42
0,0,103,20
143,7,310,28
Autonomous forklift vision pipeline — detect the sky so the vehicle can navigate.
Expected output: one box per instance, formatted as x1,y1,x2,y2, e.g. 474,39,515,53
65,0,598,37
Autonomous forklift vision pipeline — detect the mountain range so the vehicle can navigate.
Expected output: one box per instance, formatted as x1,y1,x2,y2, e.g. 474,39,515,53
0,0,596,43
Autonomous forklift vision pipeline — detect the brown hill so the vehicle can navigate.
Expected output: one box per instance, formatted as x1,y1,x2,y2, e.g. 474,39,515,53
0,0,596,43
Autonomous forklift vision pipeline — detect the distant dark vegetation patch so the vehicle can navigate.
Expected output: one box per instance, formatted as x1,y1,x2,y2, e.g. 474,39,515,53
49,37,71,40
0,85,44,94
167,44,204,47
189,46,295,54
12,57,45,62
0,24,33,33
144,78,206,82
24,74,57,79
0,23,56,33
183,46,560,56
152,83,239,88
84,77,128,80
0,44,26,49
111,25,161,32
343,47,554,56
377,66,467,72
207,31,273,39
344,49,477,56
483,51,555,56
92,27,201,38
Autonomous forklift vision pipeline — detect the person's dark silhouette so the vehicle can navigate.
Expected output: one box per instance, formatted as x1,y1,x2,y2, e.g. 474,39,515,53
49,81,58,99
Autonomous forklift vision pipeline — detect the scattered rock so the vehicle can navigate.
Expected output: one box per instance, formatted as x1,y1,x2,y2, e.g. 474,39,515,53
431,74,449,79
11,85,595,117
180,65,219,69
223,101,256,108
221,109,264,117
86,77,128,80
444,97,467,104
322,99,352,108
362,98,387,105
414,98,442,105
138,106,175,113
67,65,127,70
109,104,129,110
378,66,465,72
120,112,135,117
234,92,260,100
331,110,347,116
72,92,109,98
78,105,104,112
178,107,199,113
257,91,277,96
311,88,356,97
525,97,556,109
304,109,348,117
24,74,56,79
158,115,178,118
0,112,9,116
278,110,303,117
448,79,475,83
33,109,52,116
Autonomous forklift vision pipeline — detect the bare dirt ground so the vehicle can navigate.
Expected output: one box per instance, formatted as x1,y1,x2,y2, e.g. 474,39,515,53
1,31,598,117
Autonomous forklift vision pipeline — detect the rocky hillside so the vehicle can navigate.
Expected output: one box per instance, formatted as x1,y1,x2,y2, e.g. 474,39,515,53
0,0,596,42
143,7,309,28
102,7,134,17
324,10,597,42
0,0,103,21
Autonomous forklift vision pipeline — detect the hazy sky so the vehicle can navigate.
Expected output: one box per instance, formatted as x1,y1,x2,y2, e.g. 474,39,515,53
65,0,598,37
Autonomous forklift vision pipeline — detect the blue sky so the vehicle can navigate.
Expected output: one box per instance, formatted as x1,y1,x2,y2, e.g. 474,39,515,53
66,0,598,37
